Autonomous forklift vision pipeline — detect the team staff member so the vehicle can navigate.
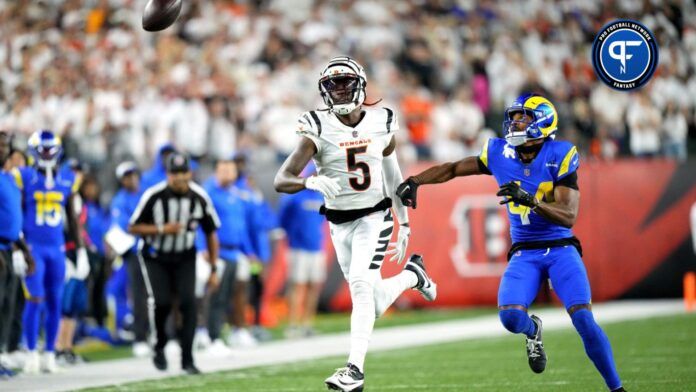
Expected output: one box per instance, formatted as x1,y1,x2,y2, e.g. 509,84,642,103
128,153,220,375
108,161,150,357
0,131,33,377
200,158,256,349
278,162,326,338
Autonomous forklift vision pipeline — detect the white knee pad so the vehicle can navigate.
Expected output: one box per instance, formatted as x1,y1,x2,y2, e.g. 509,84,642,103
349,279,374,306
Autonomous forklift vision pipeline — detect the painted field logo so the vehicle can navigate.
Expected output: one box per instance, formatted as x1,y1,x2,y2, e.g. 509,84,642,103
592,19,658,91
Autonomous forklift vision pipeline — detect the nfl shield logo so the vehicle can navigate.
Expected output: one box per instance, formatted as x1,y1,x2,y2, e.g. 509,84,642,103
352,131,358,138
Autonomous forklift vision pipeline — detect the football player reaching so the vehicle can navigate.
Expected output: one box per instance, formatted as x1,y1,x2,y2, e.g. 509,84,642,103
396,94,625,392
275,56,437,392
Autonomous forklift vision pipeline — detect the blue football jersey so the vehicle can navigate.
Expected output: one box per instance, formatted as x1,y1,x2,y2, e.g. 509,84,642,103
479,138,579,243
13,166,78,246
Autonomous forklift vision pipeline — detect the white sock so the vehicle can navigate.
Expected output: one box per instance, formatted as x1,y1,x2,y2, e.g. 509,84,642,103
374,270,418,318
347,279,374,373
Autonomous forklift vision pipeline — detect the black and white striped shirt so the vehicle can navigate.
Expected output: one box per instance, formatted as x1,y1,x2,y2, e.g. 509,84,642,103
130,181,220,262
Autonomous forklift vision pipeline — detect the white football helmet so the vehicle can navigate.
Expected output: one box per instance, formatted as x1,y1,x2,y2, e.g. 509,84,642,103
318,56,367,116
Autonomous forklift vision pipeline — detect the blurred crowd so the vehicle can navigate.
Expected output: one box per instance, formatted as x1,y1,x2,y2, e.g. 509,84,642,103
0,0,694,194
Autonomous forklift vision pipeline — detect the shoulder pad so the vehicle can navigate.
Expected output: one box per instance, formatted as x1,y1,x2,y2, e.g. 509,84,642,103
553,141,579,179
382,107,398,134
297,111,323,138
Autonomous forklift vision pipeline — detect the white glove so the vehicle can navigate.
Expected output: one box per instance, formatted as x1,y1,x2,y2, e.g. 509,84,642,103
75,247,91,280
386,225,410,264
195,253,211,298
305,176,341,199
65,258,76,281
12,250,27,277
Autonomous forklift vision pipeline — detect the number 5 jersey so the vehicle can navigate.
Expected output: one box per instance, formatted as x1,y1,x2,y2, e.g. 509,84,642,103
296,107,398,211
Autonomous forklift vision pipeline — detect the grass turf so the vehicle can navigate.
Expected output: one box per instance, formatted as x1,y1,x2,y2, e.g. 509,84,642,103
90,312,696,391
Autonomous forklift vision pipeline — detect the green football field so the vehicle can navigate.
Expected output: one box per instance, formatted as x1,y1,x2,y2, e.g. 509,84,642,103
91,312,696,391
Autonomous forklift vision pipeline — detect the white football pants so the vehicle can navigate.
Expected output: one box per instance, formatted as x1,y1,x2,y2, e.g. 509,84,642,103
329,209,417,372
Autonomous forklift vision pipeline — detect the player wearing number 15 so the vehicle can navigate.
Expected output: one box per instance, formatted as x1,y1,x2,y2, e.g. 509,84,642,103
275,56,436,392
396,94,625,392
12,130,86,374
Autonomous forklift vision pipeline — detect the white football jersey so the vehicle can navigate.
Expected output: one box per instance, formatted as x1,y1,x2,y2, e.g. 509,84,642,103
296,107,398,210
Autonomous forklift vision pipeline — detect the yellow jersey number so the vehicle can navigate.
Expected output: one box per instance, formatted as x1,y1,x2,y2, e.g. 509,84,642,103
33,191,64,227
506,181,553,225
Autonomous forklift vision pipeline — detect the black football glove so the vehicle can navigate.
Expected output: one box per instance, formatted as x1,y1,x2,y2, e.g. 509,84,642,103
496,181,537,207
396,177,419,209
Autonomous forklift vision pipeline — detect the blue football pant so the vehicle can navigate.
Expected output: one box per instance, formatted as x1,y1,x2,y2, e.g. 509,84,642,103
497,245,621,390
62,278,88,318
106,263,131,332
498,245,590,309
23,244,65,352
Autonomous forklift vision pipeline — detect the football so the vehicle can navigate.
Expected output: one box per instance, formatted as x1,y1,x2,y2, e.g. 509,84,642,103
142,0,183,32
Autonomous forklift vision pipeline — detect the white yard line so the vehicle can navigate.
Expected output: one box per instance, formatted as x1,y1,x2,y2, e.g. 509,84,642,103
3,299,685,392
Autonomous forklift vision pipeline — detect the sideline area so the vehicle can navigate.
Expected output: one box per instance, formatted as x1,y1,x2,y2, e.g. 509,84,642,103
3,300,684,392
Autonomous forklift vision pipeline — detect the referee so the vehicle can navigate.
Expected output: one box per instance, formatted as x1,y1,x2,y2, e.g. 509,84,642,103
128,153,220,375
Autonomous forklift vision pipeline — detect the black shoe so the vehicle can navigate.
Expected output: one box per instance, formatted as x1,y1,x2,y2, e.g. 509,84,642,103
611,388,626,392
404,254,437,301
526,315,547,374
65,350,83,365
153,350,167,371
183,364,201,375
325,362,364,391
55,350,66,366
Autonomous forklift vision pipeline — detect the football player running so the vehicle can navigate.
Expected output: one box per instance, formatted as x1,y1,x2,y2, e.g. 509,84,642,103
396,94,625,392
275,56,437,392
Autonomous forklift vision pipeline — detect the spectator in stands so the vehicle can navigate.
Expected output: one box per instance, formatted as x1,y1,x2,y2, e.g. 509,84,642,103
662,100,688,161
0,0,694,169
626,91,662,158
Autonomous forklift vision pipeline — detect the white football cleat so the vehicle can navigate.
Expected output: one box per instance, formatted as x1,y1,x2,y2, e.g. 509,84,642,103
194,328,212,351
23,351,40,374
227,328,257,348
4,351,26,369
404,254,437,301
132,341,152,358
42,351,59,373
206,339,232,357
164,340,181,358
325,363,364,391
